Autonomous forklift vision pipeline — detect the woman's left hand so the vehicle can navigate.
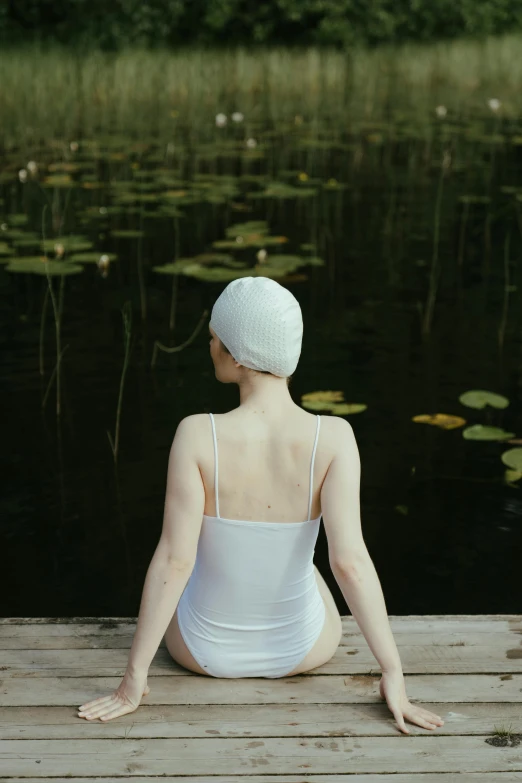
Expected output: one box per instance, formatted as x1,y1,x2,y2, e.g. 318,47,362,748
78,669,150,722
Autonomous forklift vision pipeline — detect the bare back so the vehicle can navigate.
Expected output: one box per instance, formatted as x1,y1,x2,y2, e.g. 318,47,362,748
196,407,336,524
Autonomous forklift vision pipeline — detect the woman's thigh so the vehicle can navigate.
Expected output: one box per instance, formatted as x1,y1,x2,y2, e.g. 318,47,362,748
164,608,212,676
282,564,343,677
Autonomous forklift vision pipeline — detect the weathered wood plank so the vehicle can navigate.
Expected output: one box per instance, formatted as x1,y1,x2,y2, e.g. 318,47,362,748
1,674,521,706
1,736,521,776
0,703,518,740
1,631,521,650
6,776,522,783
1,643,521,676
1,615,521,634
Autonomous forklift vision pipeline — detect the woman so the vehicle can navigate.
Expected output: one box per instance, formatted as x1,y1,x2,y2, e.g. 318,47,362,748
78,276,444,733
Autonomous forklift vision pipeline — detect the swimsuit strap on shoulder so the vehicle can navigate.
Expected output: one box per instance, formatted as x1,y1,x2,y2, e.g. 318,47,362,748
307,415,321,521
208,412,220,519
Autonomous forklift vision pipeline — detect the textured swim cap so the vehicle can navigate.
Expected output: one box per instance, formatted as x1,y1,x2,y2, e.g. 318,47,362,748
209,276,303,377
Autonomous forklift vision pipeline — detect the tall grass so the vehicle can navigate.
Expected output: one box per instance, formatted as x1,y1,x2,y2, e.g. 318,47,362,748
2,35,522,144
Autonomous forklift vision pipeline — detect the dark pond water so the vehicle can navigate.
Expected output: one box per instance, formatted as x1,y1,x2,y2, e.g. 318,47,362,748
1,117,521,618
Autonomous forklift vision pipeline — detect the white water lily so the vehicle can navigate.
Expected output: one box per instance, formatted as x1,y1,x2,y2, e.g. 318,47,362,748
54,243,65,258
99,206,108,215
246,137,257,149
215,113,227,127
256,249,267,263
232,112,244,122
18,169,27,182
488,98,501,112
98,254,110,269
435,105,447,118
1,223,7,231
70,141,79,152
27,160,38,174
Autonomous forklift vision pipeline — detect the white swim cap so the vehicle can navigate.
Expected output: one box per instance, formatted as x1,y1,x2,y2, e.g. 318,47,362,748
209,276,303,377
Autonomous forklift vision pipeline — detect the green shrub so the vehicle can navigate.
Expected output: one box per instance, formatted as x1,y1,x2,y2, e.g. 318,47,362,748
2,0,522,48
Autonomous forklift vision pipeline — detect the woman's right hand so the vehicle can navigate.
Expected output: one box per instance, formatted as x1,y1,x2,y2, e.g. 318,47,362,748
379,670,445,734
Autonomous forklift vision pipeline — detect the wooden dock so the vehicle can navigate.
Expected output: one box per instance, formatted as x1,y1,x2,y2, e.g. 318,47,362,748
1,614,521,781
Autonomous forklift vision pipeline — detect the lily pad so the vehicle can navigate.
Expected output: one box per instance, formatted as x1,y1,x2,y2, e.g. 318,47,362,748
41,236,93,253
5,258,83,275
42,174,76,188
462,425,515,441
501,447,522,472
459,390,509,409
6,214,29,227
69,252,118,263
458,195,491,205
412,413,466,430
111,230,145,239
302,391,345,404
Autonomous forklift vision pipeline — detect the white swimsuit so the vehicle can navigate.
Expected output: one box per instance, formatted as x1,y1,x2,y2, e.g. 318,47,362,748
176,412,326,678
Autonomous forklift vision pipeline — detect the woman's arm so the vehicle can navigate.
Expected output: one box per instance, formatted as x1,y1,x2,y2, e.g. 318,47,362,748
126,415,205,675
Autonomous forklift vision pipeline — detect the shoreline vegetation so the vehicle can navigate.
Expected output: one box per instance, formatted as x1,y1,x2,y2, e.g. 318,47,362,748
1,35,522,143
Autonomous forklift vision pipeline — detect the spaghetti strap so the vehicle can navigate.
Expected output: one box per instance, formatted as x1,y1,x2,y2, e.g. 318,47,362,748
208,412,220,519
307,415,321,522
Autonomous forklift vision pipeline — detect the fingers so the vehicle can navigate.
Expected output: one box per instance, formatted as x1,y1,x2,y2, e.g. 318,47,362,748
405,705,445,731
79,695,112,711
391,709,409,734
79,697,131,721
100,705,131,722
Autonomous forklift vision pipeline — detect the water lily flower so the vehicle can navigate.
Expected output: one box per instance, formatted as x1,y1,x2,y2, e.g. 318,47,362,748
246,138,257,149
27,161,38,174
232,112,244,122
435,105,447,118
70,141,79,152
98,254,110,270
54,243,65,258
256,249,267,263
488,98,501,112
298,172,309,182
99,206,108,215
18,169,27,183
215,113,227,127
235,236,244,244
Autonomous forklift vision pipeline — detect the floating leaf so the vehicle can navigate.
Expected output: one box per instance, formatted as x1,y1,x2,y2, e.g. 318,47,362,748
412,413,466,430
226,221,268,238
459,390,509,409
7,214,29,227
501,447,522,472
179,264,251,282
42,174,75,188
247,182,316,200
5,258,83,275
41,236,93,253
504,469,522,485
0,241,11,255
458,195,491,205
302,391,345,403
69,252,118,264
111,230,145,239
12,237,41,248
462,425,515,441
